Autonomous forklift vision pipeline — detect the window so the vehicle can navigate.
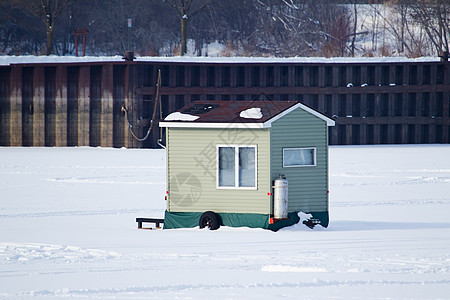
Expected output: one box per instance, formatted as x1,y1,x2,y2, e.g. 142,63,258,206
283,148,316,167
217,145,257,189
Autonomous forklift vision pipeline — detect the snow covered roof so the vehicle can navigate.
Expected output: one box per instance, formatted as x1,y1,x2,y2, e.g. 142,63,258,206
159,101,335,129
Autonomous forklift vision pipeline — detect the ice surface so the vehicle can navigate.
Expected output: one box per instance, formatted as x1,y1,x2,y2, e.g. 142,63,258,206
0,145,449,299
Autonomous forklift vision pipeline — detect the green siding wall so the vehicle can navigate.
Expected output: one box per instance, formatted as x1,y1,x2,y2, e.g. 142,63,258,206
270,108,329,212
166,127,271,214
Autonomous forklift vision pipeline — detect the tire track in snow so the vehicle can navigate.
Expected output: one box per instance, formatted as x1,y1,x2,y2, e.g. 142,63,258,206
6,279,450,298
0,208,163,219
46,177,165,185
0,242,121,264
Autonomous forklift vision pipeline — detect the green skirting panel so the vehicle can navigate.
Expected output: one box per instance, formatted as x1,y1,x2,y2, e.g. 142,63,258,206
163,210,301,231
310,211,329,228
163,211,202,229
268,212,300,231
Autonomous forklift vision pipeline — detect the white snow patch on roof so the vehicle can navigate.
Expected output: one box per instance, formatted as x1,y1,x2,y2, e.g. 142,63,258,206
240,108,263,119
164,112,199,121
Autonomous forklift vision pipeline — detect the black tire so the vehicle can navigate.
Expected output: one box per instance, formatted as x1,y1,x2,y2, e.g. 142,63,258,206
199,211,220,230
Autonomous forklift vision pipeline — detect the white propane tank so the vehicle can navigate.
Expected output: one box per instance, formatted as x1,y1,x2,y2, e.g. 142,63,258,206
273,175,288,219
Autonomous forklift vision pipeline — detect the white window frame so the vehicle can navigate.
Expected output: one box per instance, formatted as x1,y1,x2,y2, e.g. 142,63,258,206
283,147,317,167
216,145,258,190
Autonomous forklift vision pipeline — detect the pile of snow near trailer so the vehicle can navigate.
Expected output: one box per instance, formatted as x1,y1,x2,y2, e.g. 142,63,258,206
0,145,449,299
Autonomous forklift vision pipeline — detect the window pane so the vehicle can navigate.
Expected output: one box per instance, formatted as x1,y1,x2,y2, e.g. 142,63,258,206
239,147,255,187
219,147,235,186
284,148,314,166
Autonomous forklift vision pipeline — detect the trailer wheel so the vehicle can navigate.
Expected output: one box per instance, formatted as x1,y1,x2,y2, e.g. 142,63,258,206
199,211,220,230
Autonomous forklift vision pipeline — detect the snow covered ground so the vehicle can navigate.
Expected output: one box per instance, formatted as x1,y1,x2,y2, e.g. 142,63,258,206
0,145,449,299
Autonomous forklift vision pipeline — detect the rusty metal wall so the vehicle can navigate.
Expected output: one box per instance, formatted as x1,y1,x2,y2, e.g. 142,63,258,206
0,60,449,148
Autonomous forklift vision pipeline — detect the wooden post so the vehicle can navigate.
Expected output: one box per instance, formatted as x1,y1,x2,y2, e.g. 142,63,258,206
288,66,296,87
443,92,449,143
245,66,253,101
199,66,207,101
258,66,267,101
330,94,339,144
112,65,125,148
303,66,310,87
388,93,395,143
443,64,449,142
430,65,437,85
230,66,237,101
55,66,67,146
260,66,267,87
415,92,422,143
429,91,437,142
0,69,11,146
123,65,130,148
124,64,140,148
318,66,325,88
389,65,396,85
403,65,410,87
273,66,280,101
10,66,22,146
401,93,408,144
78,66,90,146
417,65,424,85
168,65,177,117
101,64,113,147
33,67,45,146
215,66,222,100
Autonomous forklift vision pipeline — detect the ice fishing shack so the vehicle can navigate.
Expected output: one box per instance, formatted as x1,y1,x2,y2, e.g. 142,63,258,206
159,100,335,230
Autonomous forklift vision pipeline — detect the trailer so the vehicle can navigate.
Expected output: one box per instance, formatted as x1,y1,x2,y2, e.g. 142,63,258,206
158,100,335,230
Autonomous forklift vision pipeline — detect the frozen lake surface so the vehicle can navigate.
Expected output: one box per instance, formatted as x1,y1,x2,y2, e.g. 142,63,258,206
1,145,449,299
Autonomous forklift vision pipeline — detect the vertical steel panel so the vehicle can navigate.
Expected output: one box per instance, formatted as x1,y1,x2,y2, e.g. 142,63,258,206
32,67,45,146
113,65,126,148
101,64,114,147
89,66,102,147
55,66,67,146
0,68,10,146
67,67,79,146
21,67,33,147
430,91,437,142
44,67,57,147
78,66,90,146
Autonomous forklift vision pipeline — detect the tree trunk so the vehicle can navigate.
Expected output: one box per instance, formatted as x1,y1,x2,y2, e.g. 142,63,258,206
351,3,357,57
46,26,53,55
181,14,187,55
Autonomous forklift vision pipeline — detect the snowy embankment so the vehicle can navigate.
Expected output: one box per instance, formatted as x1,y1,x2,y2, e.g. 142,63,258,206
0,145,449,299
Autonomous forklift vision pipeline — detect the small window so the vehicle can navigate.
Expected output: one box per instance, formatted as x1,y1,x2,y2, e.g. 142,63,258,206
218,147,235,187
217,145,257,189
283,148,316,167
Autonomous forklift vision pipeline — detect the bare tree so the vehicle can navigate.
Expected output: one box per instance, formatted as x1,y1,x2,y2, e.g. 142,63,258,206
0,0,17,53
251,0,353,57
161,0,213,55
22,0,70,55
322,10,352,57
408,0,450,56
0,0,16,30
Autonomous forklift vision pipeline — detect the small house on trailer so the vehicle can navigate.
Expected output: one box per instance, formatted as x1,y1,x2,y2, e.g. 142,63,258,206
159,101,335,230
